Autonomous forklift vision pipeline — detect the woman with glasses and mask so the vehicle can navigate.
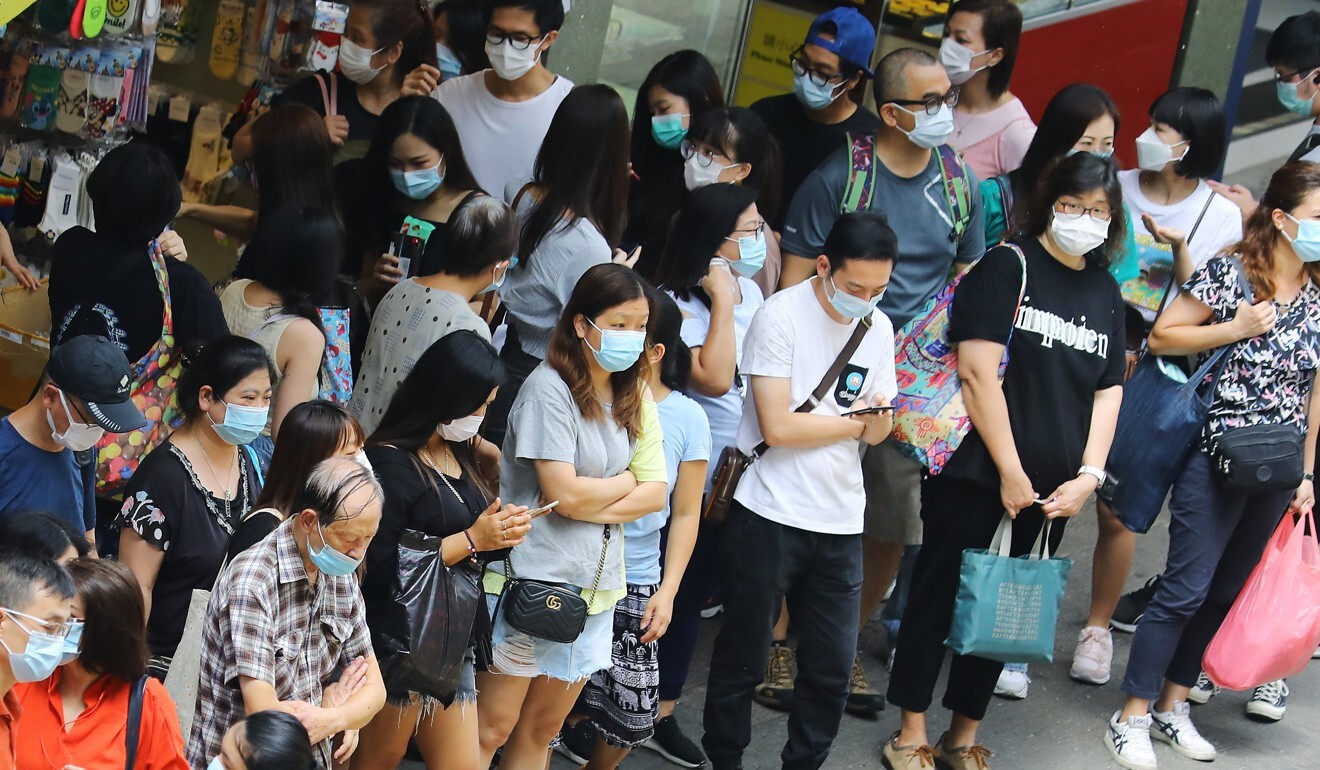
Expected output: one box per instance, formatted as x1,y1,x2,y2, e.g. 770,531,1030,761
938,0,1035,180
883,153,1126,770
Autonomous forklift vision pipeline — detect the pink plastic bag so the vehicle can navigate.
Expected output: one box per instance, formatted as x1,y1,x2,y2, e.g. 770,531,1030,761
1203,510,1320,690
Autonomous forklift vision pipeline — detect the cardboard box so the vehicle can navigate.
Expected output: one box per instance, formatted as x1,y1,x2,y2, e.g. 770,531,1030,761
0,280,51,412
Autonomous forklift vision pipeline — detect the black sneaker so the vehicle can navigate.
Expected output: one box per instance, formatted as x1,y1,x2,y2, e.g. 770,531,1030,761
1111,576,1161,634
641,716,707,768
554,720,596,765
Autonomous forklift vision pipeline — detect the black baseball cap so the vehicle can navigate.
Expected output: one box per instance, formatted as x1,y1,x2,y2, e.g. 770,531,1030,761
47,335,148,433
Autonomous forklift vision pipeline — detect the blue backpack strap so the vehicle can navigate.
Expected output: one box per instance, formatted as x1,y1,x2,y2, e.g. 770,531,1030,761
935,144,973,243
243,443,264,487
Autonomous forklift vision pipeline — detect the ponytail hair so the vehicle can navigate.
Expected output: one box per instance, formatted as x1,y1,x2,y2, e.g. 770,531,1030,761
356,0,437,85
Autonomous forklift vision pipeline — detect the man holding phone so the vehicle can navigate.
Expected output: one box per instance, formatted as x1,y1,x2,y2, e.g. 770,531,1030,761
702,212,898,770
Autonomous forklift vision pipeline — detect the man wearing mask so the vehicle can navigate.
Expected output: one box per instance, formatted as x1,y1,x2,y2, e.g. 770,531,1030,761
402,0,573,202
0,554,75,766
776,47,985,716
751,7,879,232
1270,10,1320,163
0,335,147,548
188,457,387,770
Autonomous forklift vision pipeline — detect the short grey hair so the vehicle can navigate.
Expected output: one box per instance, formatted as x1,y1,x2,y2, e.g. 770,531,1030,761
296,456,384,527
873,48,938,106
446,193,518,279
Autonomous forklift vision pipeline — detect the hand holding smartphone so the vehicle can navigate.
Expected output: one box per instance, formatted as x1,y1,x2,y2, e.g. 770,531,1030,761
526,500,560,519
843,405,895,417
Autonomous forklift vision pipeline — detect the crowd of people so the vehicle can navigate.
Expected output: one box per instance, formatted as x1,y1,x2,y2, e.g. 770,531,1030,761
1,1,1319,770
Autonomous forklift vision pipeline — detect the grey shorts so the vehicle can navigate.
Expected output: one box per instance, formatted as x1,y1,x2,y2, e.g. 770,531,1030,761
862,441,923,545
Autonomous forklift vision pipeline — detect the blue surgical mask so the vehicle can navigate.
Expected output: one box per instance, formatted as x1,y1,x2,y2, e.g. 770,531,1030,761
0,610,66,683
586,318,646,373
725,230,767,277
1277,74,1317,116
59,620,83,666
207,757,224,770
793,71,844,111
1284,213,1320,262
826,274,882,319
1067,147,1114,159
650,113,689,150
209,402,269,446
390,160,445,200
308,519,362,577
436,43,463,81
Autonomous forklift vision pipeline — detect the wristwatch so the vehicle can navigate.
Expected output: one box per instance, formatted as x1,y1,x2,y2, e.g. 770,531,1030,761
1077,465,1108,488
1306,473,1315,482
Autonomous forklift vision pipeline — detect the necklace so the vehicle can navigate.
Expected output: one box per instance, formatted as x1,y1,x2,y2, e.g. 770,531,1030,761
191,427,235,502
419,446,465,505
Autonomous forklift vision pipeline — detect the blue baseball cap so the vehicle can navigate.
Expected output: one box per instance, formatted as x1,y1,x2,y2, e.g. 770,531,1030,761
805,7,876,77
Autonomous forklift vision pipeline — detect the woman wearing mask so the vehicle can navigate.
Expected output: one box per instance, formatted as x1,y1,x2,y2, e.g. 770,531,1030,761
14,559,188,770
226,400,367,560
477,264,668,770
355,331,531,770
681,107,783,294
347,96,482,302
432,0,489,82
940,0,1036,179
626,50,725,278
115,336,273,677
213,711,317,770
883,153,1126,770
485,84,632,447
1105,161,1320,770
221,206,343,466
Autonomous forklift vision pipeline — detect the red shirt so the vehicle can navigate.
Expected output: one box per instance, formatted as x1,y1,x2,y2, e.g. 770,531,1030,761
0,690,22,770
12,671,187,770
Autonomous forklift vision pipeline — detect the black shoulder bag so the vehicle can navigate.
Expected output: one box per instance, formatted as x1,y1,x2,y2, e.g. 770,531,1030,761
125,674,148,770
498,526,609,644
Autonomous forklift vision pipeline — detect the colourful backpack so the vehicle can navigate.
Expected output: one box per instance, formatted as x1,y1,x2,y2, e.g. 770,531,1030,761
890,243,1028,473
840,131,973,244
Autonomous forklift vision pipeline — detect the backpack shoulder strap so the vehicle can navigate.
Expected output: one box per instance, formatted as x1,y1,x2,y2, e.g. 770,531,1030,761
935,145,973,243
839,131,878,214
124,674,148,770
315,71,338,117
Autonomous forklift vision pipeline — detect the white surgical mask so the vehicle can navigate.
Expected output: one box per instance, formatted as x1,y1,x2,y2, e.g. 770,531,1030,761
439,413,485,442
485,39,541,81
894,103,955,150
683,154,736,191
1134,126,1189,172
46,390,105,452
338,38,386,85
1050,211,1110,257
938,38,987,86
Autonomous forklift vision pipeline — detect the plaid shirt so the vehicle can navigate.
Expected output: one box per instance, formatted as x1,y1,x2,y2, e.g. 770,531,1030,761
186,518,371,770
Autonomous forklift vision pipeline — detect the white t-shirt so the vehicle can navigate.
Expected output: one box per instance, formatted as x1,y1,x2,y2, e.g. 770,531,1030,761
434,71,574,202
734,279,897,535
671,277,764,473
1118,169,1243,321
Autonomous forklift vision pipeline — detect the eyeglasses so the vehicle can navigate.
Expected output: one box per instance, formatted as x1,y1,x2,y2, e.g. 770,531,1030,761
728,222,767,238
485,31,545,50
886,87,961,116
1275,67,1317,84
1,608,74,640
680,139,737,169
789,48,844,87
1054,200,1113,222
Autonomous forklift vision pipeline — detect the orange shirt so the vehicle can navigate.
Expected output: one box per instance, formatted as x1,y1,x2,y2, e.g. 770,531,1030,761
12,671,188,770
0,690,22,770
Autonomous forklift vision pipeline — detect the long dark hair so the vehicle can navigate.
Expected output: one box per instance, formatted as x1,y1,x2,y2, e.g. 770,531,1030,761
67,559,148,682
177,336,277,418
255,401,365,514
547,264,652,439
1015,83,1120,200
353,0,437,85
644,284,691,393
240,711,317,770
1235,161,1320,301
0,512,91,560
434,0,490,73
519,85,630,266
242,205,342,331
1016,152,1126,269
250,104,341,227
630,50,724,187
688,107,782,224
368,330,504,500
654,183,759,302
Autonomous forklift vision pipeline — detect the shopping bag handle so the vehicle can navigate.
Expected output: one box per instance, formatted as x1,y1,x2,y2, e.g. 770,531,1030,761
990,513,1055,560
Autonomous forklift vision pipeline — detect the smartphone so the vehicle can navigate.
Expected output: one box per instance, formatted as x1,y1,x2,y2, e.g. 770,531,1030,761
526,500,560,519
843,405,896,417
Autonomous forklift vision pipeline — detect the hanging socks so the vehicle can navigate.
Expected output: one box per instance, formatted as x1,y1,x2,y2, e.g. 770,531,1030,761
38,155,82,242
83,0,107,37
236,0,264,85
15,154,49,230
209,0,243,79
21,63,61,131
54,68,88,134
104,0,138,36
1,53,28,118
181,107,222,202
83,72,122,140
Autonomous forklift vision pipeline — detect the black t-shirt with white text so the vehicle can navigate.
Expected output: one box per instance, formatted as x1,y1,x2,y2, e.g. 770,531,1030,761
942,241,1126,494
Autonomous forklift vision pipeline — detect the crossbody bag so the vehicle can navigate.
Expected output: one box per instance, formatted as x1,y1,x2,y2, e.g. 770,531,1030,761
703,312,874,524
498,526,609,644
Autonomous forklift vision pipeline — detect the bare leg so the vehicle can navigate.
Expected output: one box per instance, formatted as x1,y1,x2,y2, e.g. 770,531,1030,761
350,702,419,770
1088,501,1138,628
657,700,676,719
475,671,533,769
501,676,589,770
897,709,928,748
1154,681,1192,713
945,712,980,747
772,597,789,641
416,698,481,770
859,538,903,634
582,734,631,770
1121,694,1153,721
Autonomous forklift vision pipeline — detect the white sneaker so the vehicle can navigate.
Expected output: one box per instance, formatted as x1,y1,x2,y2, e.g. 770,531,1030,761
993,666,1030,699
1105,712,1158,770
1070,626,1114,685
1246,679,1289,722
1150,700,1217,761
1187,672,1219,705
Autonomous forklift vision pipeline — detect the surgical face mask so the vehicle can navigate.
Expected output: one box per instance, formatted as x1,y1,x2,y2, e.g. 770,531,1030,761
1067,147,1114,159
651,113,689,150
938,38,987,86
436,43,463,81
209,402,269,446
338,38,386,85
1283,212,1320,263
207,757,224,770
1135,126,1189,172
683,154,736,191
1277,73,1317,115
586,318,646,373
485,39,541,81
308,519,362,577
352,450,373,472
1050,211,1109,257
895,103,955,150
47,390,105,452
725,230,767,277
0,610,66,683
793,71,846,111
483,261,510,294
439,412,486,442
826,274,882,319
59,620,83,666
390,160,445,200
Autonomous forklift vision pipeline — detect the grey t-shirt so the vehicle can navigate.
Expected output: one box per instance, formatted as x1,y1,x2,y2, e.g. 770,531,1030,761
499,198,612,359
499,362,631,591
781,145,985,328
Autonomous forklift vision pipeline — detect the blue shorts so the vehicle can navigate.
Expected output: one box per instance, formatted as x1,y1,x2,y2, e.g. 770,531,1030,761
485,593,613,682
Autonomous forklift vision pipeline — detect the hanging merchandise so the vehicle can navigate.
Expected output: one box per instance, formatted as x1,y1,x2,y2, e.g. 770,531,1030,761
82,0,107,38
209,0,243,79
20,45,60,131
103,0,138,36
1,47,28,116
304,0,345,73
156,0,197,64
181,103,223,202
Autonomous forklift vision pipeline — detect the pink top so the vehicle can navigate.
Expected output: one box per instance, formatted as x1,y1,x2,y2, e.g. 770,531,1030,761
949,97,1037,179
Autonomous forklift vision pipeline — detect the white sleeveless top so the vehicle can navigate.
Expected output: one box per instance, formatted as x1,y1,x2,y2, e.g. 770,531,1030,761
219,280,318,435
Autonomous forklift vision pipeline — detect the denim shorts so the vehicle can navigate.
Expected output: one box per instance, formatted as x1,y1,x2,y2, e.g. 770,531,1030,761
382,648,477,709
485,593,613,682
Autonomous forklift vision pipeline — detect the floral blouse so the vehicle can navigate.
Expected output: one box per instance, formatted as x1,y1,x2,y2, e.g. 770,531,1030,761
1187,255,1320,451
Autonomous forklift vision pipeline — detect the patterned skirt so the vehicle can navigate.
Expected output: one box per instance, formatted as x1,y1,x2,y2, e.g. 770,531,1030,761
580,583,661,747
